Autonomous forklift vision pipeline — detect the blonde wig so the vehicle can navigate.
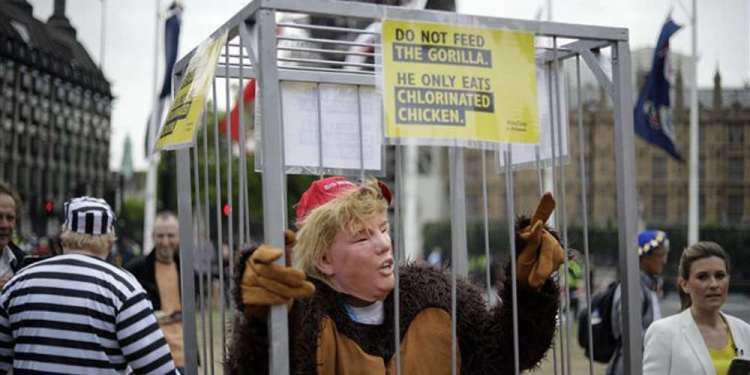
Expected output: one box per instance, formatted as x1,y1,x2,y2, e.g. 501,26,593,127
292,179,389,281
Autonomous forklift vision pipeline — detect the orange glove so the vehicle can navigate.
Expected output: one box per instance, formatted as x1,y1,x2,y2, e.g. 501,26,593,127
517,193,566,290
241,244,315,318
517,220,544,286
528,230,565,288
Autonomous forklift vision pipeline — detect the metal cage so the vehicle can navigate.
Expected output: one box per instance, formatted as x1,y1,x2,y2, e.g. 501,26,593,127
167,1,641,374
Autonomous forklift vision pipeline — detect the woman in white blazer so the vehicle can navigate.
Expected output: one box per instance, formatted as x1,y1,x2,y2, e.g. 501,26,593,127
644,241,750,375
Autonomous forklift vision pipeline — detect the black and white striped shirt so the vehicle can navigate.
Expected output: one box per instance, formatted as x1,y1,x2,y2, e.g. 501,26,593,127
0,253,177,374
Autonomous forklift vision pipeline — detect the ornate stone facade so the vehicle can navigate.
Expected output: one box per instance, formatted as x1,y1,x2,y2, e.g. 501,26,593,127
465,68,749,228
0,0,113,236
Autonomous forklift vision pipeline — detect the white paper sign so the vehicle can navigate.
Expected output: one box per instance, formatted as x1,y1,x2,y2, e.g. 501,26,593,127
281,82,383,174
281,82,320,168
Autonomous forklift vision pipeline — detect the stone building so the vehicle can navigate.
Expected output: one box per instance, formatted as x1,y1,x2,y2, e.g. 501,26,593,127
463,66,750,229
0,0,113,236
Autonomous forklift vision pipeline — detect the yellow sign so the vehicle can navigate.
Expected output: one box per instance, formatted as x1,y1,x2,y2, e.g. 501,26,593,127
382,20,539,145
155,32,227,151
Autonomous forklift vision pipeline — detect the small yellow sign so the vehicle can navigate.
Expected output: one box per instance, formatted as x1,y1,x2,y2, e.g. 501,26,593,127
155,32,227,151
382,20,539,145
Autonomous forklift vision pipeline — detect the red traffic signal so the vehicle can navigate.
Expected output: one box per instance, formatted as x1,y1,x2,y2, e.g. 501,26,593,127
222,203,232,216
43,201,54,216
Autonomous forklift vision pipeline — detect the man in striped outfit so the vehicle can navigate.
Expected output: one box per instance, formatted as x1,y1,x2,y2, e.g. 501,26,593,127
0,196,178,374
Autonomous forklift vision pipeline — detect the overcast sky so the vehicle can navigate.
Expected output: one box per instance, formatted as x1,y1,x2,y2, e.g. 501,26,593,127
27,0,749,171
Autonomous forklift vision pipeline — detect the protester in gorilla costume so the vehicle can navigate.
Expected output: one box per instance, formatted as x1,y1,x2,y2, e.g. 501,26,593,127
227,177,565,374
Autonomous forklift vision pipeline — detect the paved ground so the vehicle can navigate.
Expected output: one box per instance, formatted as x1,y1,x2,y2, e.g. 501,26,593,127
533,292,750,374
193,287,750,374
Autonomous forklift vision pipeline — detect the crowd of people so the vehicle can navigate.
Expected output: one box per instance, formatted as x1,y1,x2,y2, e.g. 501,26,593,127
0,177,748,374
580,228,750,375
0,189,179,374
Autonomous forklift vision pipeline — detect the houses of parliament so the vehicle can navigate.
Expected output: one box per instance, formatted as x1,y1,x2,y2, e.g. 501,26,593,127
462,64,750,229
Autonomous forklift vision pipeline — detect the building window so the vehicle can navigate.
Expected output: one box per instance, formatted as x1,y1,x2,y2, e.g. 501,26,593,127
652,156,667,182
652,193,667,222
728,157,744,183
727,193,744,223
56,85,66,101
728,125,744,145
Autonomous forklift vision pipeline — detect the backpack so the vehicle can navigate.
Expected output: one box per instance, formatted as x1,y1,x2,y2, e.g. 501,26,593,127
577,281,620,363
577,281,651,363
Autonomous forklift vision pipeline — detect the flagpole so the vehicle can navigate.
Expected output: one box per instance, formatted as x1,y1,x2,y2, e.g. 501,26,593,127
143,0,161,255
99,0,106,68
544,0,555,226
547,0,552,20
688,0,699,245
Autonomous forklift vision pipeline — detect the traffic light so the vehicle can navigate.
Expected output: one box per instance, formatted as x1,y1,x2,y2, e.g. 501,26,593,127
222,203,232,217
43,200,54,217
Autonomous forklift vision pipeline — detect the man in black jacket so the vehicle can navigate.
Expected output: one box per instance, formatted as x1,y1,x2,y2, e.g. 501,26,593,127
125,211,185,369
0,182,26,288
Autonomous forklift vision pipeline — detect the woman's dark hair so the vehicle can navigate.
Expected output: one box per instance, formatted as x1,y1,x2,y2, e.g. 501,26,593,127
678,241,730,310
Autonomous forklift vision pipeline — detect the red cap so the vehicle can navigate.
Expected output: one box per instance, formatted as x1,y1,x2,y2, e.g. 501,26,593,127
294,176,392,226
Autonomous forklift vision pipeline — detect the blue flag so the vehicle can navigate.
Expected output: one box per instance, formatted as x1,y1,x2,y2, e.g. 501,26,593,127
634,17,682,160
159,2,182,99
145,2,182,156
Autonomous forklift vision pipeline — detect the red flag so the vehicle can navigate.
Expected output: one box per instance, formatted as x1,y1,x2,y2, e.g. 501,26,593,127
219,79,256,142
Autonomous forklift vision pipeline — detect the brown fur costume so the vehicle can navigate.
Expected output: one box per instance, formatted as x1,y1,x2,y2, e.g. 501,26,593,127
227,217,560,374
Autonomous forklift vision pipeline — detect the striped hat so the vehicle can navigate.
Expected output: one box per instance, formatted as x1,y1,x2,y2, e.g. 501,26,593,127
63,196,116,235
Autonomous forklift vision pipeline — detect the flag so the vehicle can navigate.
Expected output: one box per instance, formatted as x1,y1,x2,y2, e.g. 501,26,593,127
145,1,182,156
633,17,682,160
218,19,294,144
219,79,255,142
159,2,182,100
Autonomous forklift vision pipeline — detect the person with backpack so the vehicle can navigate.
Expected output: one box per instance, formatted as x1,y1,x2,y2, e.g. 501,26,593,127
604,230,670,375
